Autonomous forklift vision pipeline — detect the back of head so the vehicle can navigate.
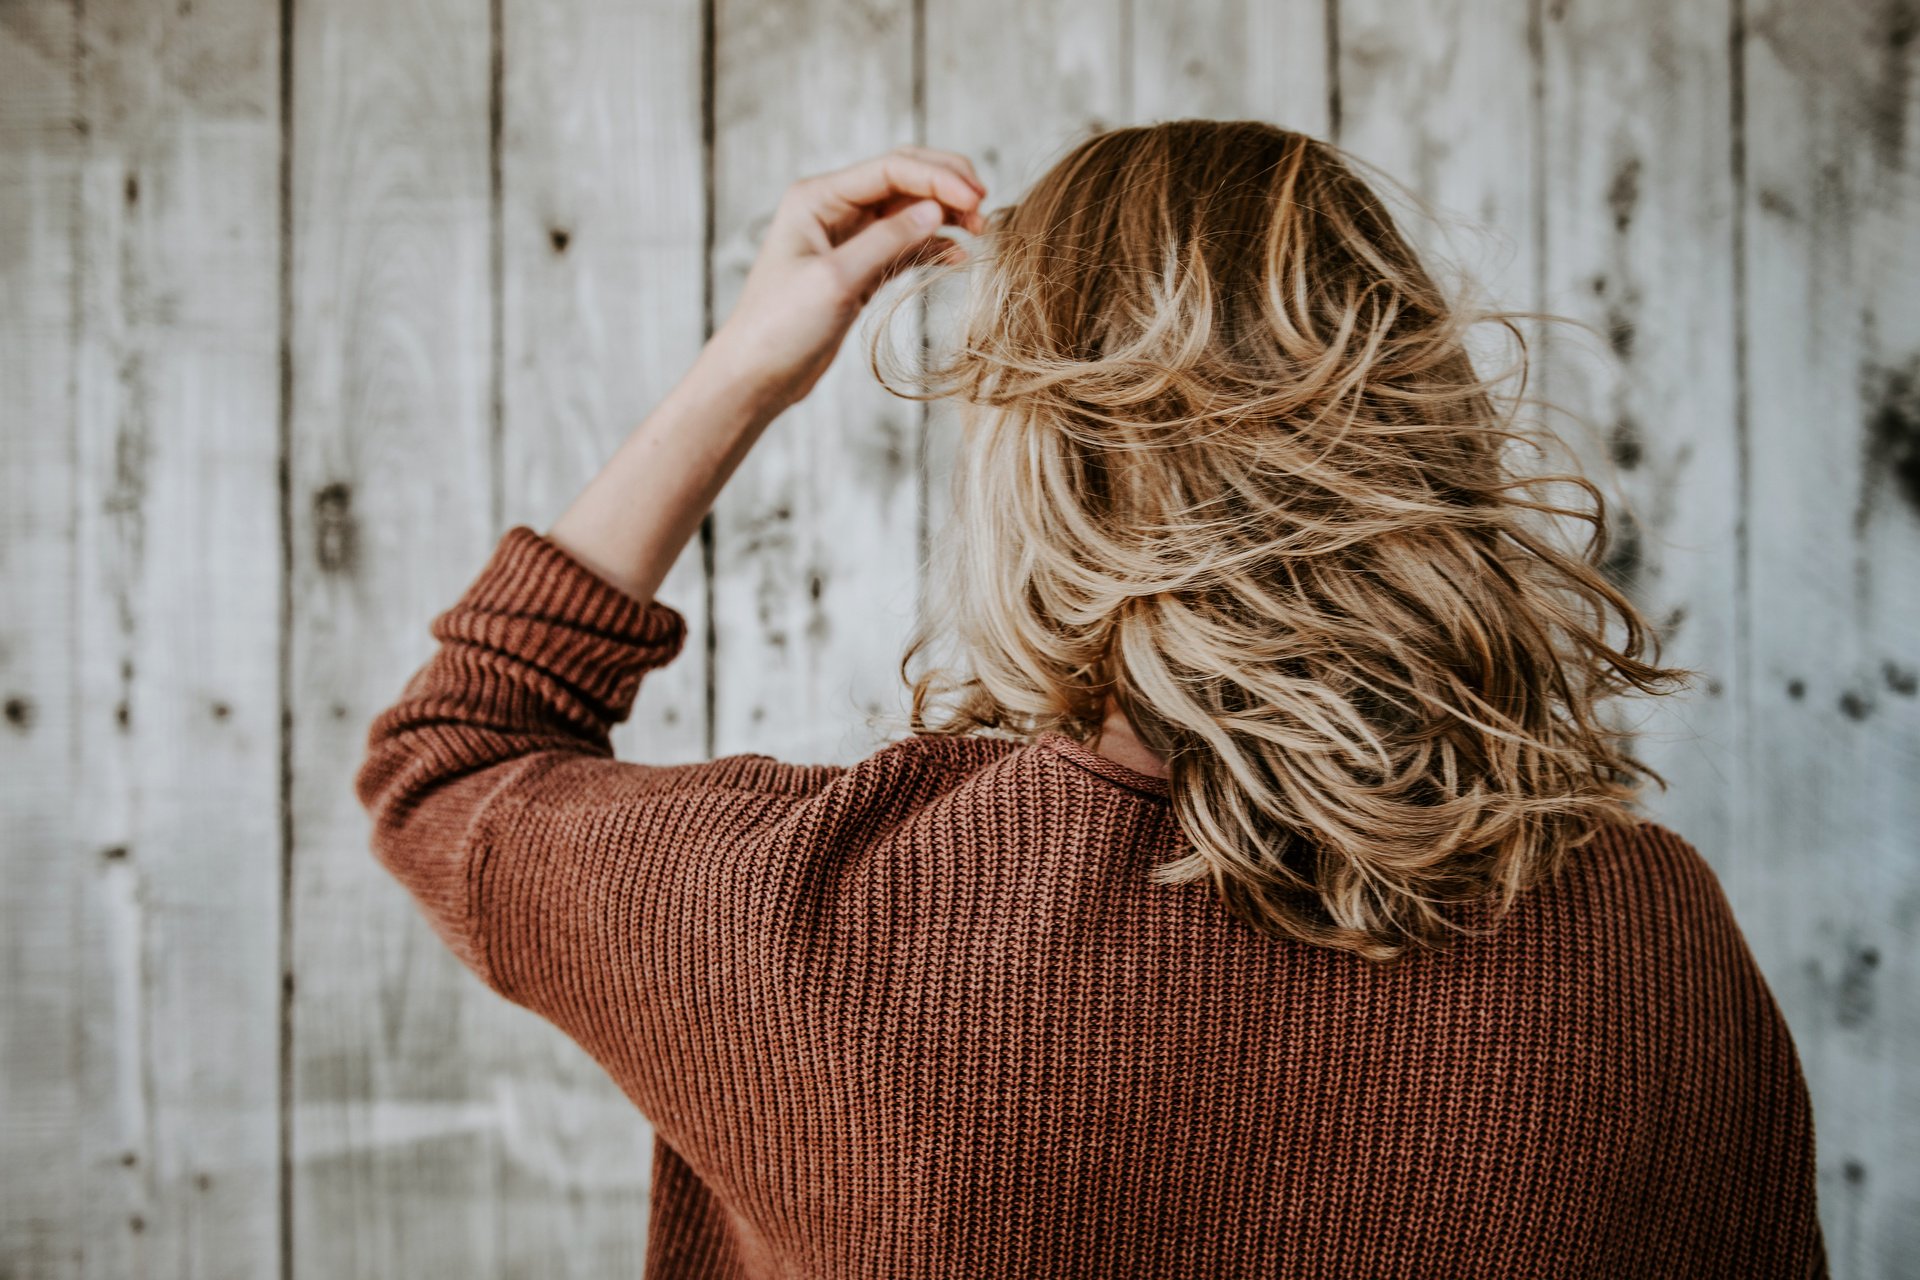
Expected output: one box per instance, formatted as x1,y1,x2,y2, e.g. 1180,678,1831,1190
875,119,1684,963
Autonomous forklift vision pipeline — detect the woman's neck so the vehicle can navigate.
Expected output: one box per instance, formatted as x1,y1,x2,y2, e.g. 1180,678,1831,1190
1089,701,1170,780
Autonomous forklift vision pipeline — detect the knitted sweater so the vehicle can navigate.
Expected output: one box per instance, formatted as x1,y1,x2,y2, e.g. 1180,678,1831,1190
355,524,1827,1279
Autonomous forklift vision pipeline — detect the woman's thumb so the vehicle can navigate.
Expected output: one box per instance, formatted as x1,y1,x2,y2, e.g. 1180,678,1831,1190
832,199,945,291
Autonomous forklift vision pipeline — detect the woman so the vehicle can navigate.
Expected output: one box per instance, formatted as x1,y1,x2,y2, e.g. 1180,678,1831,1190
357,121,1824,1277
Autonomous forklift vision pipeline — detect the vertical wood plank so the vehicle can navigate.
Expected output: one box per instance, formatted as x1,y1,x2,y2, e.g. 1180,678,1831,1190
286,1,636,1274
489,0,712,1264
1742,0,1920,1270
2,2,283,1275
1128,0,1331,132
1335,0,1538,314
1,6,98,1276
709,0,922,763
919,0,1128,561
1537,0,1744,891
499,0,708,768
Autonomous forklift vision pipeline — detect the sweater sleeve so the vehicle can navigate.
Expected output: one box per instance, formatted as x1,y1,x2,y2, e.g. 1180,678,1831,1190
352,523,842,1030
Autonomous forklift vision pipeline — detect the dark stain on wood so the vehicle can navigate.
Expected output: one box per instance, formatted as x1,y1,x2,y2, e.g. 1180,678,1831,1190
1599,509,1644,591
1605,305,1636,361
2,696,32,730
849,415,911,494
1608,412,1644,470
1871,0,1916,170
1835,945,1880,1027
1606,155,1642,234
1885,661,1918,696
1859,355,1920,528
549,227,570,254
313,482,359,574
1757,187,1798,220
805,567,830,644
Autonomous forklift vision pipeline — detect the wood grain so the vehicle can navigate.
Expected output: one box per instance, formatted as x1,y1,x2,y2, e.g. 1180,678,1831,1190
499,0,709,768
1538,0,1745,883
2,6,98,1276
490,0,714,1263
708,0,924,764
3,0,1917,1274
285,0,637,1274
2,2,283,1275
1741,0,1920,1270
918,0,1129,566
1129,0,1332,131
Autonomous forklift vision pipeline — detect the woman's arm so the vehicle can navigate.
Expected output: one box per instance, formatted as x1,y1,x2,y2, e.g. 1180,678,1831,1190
547,145,985,604
352,145,984,1055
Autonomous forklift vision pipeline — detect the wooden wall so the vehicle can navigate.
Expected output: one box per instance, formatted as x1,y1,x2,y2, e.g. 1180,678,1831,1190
2,0,1914,1274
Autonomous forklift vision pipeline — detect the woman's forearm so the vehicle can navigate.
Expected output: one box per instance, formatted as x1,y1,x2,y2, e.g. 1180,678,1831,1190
545,146,984,604
545,337,787,605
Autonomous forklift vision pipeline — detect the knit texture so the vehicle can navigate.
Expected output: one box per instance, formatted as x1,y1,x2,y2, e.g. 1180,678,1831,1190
356,524,1827,1279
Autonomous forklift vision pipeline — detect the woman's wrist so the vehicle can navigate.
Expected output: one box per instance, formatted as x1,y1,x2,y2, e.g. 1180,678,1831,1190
687,323,806,429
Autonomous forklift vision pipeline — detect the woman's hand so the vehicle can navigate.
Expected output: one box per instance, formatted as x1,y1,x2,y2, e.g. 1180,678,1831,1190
547,146,986,605
705,145,988,414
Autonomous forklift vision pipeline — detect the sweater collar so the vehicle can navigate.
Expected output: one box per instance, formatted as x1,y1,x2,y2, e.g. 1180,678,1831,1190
1035,731,1172,801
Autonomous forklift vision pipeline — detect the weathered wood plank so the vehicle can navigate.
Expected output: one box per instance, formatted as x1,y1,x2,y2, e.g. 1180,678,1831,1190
499,0,708,768
1537,0,1744,891
2,2,283,1275
918,0,1128,572
490,0,712,1264
709,0,923,763
1334,0,1538,313
1129,0,1332,131
1741,0,1920,1270
287,1,642,1274
1,7,99,1276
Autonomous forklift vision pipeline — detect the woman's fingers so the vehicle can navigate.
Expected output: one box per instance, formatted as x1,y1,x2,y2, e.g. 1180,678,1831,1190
829,198,950,295
892,144,986,195
794,149,986,234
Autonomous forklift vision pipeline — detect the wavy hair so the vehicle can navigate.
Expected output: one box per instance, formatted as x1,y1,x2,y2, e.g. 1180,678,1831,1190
870,119,1687,963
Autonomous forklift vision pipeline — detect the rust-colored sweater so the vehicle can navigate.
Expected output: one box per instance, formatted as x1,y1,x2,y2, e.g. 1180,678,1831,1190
356,524,1826,1279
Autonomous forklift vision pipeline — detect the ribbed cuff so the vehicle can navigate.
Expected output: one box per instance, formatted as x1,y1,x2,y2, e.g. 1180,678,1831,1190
431,524,689,721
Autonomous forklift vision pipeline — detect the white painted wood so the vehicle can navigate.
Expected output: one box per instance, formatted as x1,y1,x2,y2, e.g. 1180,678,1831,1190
499,0,709,768
1741,0,1920,1271
2,1,1916,1276
918,0,1129,565
1,8,102,1277
2,2,283,1275
1537,1,1745,886
285,0,649,1274
1334,0,1538,315
489,0,713,1265
1129,0,1331,132
708,0,924,764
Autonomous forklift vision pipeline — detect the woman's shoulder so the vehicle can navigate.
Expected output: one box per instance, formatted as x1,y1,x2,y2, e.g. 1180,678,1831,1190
1554,818,1740,922
1506,817,1768,986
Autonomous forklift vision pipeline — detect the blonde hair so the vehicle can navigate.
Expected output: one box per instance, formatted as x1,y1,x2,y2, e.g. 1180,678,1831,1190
871,119,1686,963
